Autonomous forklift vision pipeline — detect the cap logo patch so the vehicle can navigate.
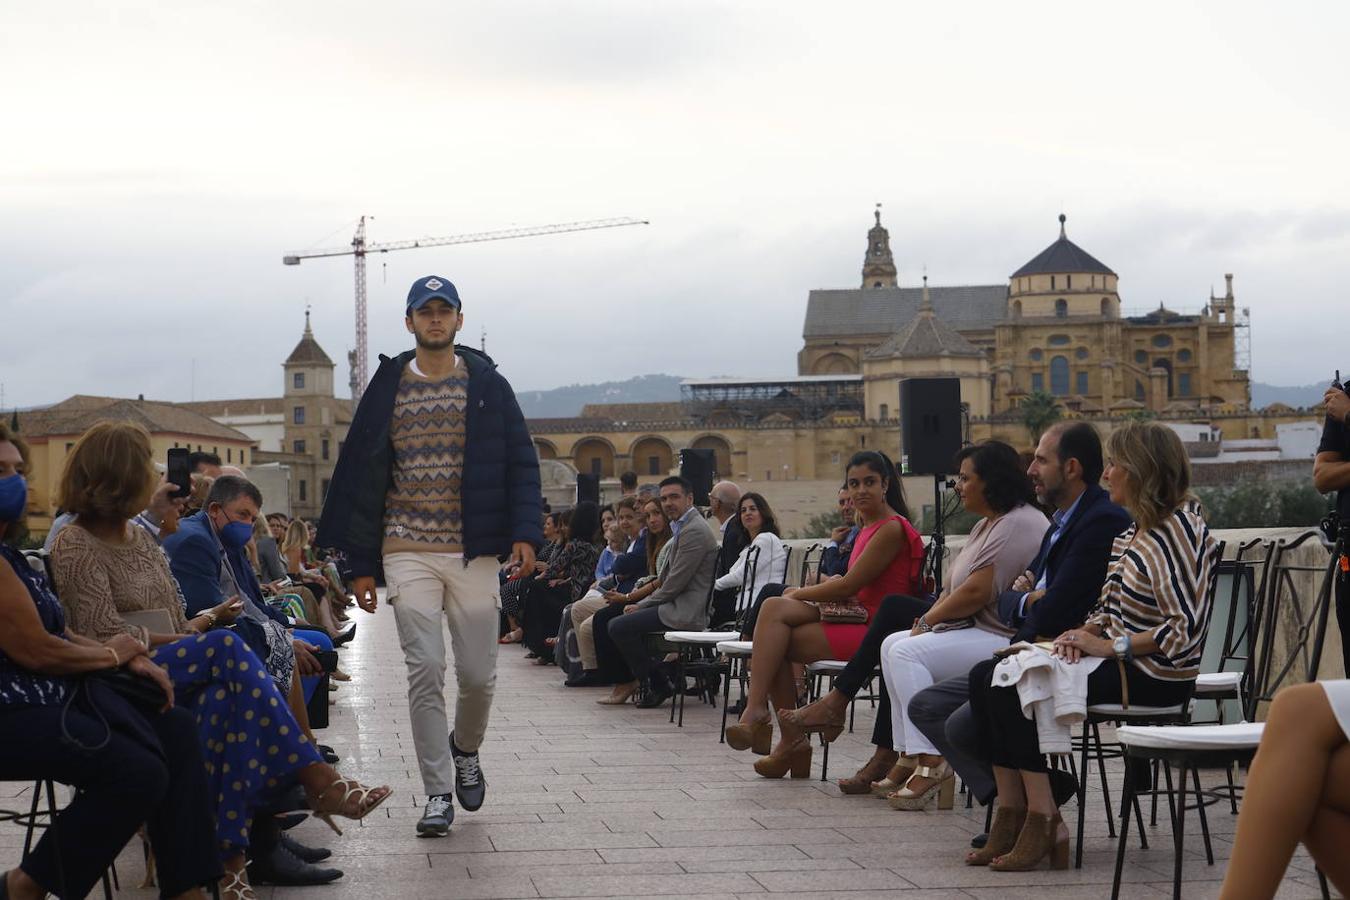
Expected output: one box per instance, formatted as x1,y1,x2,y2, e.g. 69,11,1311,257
425,278,443,290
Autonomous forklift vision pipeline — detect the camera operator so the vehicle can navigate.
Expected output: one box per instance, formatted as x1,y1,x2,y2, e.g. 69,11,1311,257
1314,377,1350,675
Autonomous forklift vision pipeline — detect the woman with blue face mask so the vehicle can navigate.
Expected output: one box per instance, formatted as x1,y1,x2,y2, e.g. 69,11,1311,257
0,421,223,900
46,422,389,900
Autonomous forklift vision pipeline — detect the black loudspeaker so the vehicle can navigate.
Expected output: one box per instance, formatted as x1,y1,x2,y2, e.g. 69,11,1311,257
679,449,716,506
576,472,600,507
899,378,963,476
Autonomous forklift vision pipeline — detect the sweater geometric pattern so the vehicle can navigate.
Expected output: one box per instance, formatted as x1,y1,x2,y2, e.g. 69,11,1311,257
382,363,468,554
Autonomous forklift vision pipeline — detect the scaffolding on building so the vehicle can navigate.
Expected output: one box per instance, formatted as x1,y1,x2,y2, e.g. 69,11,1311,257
681,375,864,423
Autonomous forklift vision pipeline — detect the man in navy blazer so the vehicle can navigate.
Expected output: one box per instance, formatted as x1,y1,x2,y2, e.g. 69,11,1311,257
908,422,1131,809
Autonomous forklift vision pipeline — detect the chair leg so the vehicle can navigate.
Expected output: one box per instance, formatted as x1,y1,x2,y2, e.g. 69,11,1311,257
22,780,41,857
1190,767,1214,865
1225,763,1240,815
670,654,682,725
45,779,67,900
1318,866,1331,899
1075,721,1090,869
1110,770,1136,900
1150,759,1161,826
719,660,733,744
1172,763,1189,900
1132,791,1150,850
1093,723,1116,839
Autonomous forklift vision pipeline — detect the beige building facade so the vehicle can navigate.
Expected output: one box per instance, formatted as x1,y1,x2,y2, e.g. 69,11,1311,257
528,210,1309,489
185,313,353,521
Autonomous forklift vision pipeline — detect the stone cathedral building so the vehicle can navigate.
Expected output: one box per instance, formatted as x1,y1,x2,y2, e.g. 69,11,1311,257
526,209,1289,484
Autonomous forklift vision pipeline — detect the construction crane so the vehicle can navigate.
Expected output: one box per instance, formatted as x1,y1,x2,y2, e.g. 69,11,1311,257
283,216,648,400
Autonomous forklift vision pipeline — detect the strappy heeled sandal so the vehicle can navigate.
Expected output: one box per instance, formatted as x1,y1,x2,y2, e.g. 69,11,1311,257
776,702,846,743
311,776,392,835
220,868,257,900
886,760,955,810
870,755,919,797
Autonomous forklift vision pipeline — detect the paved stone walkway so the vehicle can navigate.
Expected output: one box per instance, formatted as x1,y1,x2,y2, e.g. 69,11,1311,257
3,600,1330,898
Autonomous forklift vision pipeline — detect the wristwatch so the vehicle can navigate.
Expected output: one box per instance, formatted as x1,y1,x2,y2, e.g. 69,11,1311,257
1112,634,1133,661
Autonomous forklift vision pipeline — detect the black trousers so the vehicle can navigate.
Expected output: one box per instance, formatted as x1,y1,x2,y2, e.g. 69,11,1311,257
608,607,669,682
592,602,634,684
0,697,220,899
522,581,572,658
970,657,1193,773
832,594,932,749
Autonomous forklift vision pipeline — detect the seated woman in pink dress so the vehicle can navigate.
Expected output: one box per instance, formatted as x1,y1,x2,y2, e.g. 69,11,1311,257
724,451,924,778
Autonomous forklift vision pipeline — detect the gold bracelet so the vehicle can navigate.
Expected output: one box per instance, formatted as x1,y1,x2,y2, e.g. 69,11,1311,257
105,646,120,668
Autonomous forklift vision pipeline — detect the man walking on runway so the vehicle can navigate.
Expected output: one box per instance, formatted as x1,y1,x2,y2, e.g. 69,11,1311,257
318,275,543,836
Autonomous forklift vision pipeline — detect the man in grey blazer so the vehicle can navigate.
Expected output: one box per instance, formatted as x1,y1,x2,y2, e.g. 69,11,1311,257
608,475,719,708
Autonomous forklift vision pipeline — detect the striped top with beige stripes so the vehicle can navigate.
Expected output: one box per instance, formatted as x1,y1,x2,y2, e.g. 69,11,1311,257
1087,502,1219,682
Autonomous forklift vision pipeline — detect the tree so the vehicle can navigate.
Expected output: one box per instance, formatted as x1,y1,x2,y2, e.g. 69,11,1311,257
1020,391,1063,443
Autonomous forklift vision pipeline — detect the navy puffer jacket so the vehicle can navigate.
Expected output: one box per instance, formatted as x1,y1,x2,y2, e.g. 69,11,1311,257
316,346,544,578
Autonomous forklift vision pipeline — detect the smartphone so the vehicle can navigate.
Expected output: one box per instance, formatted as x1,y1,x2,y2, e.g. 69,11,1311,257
166,447,192,499
1334,370,1344,392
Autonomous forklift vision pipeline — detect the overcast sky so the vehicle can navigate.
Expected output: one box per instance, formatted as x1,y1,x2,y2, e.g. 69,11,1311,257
3,1,1347,410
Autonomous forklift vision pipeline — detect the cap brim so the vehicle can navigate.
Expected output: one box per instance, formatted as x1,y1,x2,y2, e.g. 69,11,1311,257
407,294,461,312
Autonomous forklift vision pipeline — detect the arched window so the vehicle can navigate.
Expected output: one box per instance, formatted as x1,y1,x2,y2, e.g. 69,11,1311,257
1012,300,1023,319
1101,297,1113,317
1055,299,1068,318
1050,356,1070,395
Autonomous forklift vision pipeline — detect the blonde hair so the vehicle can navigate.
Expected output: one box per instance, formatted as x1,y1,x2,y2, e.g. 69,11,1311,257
281,519,309,555
58,422,159,525
1105,420,1194,533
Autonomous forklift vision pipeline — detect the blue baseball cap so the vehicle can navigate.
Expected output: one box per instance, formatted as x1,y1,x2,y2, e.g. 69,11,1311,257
406,275,462,313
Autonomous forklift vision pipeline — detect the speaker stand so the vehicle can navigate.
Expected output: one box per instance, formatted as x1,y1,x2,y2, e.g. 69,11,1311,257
930,474,947,598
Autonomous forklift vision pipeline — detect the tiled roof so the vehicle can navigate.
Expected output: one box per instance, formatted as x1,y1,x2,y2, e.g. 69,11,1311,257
802,284,1008,339
180,397,286,417
285,315,334,366
17,397,254,442
864,305,984,361
1011,216,1115,278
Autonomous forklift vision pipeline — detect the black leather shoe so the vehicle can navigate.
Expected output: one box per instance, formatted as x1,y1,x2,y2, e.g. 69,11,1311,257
635,680,672,709
318,743,340,764
564,671,611,688
331,624,356,647
1050,768,1080,808
1127,758,1153,793
273,812,306,831
248,843,342,885
279,832,332,864
970,832,988,849
450,732,487,812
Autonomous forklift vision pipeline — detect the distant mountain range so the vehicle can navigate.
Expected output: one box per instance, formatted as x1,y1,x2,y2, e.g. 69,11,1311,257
1251,381,1334,410
515,374,1333,419
517,374,685,418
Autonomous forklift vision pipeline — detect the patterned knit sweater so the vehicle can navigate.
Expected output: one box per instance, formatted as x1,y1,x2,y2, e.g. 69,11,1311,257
382,358,469,555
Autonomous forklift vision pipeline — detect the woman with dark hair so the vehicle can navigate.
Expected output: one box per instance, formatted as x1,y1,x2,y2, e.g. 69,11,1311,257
499,511,563,644
867,440,1048,811
521,502,601,661
713,493,788,623
726,451,925,778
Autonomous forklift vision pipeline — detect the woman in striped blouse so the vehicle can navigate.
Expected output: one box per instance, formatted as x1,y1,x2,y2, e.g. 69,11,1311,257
967,420,1220,872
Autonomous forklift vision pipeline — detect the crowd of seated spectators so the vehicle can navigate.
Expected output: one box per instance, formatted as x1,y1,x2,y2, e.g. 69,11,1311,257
0,426,388,900
502,424,1240,880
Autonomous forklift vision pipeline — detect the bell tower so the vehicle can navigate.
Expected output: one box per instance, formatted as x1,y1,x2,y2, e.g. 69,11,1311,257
861,203,898,289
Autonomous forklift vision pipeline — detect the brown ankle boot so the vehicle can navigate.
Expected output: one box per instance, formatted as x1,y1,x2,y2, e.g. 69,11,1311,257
838,748,899,795
965,806,1026,866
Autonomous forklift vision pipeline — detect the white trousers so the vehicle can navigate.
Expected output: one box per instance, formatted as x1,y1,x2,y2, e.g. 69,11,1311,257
880,627,1009,756
385,551,501,796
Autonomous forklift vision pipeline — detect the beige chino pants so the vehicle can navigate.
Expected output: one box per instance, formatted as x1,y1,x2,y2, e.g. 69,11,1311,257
570,591,610,670
385,551,500,796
